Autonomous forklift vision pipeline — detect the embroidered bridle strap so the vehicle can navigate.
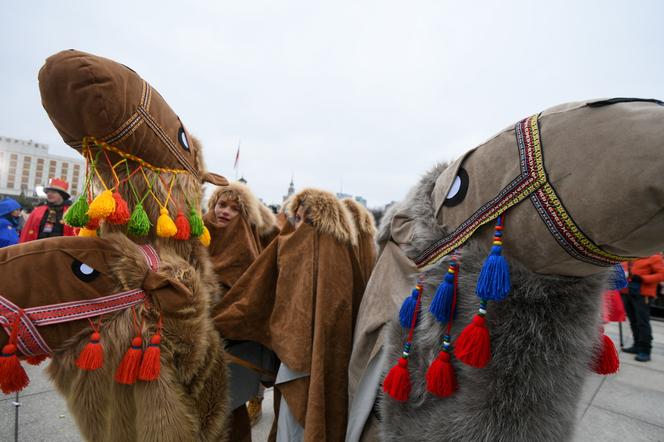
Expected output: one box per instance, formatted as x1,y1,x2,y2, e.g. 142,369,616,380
0,243,160,357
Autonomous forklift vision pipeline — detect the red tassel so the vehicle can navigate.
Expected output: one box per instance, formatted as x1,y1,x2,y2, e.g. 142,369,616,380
0,344,29,394
85,217,102,230
107,192,131,225
591,333,619,375
173,211,191,240
25,355,48,366
76,331,104,371
114,336,143,384
454,314,491,368
382,357,411,402
138,332,161,381
426,351,458,397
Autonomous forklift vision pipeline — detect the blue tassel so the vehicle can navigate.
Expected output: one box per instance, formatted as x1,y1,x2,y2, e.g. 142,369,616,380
430,269,455,323
476,217,511,301
399,286,422,328
609,264,627,290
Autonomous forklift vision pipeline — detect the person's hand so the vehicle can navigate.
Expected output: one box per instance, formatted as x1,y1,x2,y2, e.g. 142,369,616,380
631,275,642,283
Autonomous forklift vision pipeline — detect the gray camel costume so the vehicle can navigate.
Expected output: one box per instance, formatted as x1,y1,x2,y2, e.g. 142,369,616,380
347,98,664,441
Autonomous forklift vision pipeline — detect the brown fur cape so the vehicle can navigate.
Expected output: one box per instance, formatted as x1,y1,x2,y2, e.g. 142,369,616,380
213,189,365,441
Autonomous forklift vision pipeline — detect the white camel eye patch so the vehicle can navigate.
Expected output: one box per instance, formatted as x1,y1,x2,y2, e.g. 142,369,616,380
71,260,100,282
443,167,469,207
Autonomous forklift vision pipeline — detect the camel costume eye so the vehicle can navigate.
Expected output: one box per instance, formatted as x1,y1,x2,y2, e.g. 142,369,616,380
443,168,469,207
71,260,100,282
178,125,190,151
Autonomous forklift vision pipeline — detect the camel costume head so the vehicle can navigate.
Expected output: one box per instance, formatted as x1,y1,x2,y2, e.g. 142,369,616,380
0,50,231,441
348,98,664,441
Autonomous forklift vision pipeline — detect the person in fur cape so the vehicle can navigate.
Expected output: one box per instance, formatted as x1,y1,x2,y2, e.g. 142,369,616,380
347,98,664,441
213,188,368,441
0,49,232,441
204,181,279,441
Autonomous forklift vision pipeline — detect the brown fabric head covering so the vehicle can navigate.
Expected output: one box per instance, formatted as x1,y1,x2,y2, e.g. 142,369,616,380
417,98,664,276
214,188,364,441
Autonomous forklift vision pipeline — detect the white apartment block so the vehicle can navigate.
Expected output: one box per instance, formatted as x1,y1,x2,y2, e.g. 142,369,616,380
0,136,85,198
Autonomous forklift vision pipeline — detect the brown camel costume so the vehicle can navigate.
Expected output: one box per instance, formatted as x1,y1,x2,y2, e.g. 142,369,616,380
0,49,230,441
204,181,279,441
214,188,366,441
347,98,664,441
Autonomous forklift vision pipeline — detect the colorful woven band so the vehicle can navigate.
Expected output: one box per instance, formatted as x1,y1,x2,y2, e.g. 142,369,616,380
414,114,635,270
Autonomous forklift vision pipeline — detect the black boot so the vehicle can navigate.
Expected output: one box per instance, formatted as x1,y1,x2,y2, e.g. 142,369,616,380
622,346,638,354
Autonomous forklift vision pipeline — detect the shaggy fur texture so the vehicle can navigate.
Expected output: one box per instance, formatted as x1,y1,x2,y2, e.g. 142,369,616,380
207,181,278,238
47,134,231,441
342,199,377,237
379,164,610,442
47,234,229,442
286,188,357,246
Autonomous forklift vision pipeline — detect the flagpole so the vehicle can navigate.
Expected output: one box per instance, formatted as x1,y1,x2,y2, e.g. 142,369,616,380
234,139,241,181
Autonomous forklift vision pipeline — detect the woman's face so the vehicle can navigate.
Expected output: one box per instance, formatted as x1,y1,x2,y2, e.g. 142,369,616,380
10,210,20,218
214,197,240,227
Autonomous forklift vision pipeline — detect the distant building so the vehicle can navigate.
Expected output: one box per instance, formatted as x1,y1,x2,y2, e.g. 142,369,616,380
283,177,295,202
336,192,353,200
0,136,85,199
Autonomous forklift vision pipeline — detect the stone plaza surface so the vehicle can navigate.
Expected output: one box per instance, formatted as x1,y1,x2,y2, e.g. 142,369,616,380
1,320,663,441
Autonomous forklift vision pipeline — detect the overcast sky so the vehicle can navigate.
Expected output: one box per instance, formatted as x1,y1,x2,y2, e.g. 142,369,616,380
2,1,663,207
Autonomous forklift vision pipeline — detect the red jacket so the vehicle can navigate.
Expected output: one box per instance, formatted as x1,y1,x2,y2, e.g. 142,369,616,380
19,204,76,243
621,255,664,298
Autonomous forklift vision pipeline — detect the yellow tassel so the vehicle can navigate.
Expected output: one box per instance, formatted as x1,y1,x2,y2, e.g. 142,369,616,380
87,190,116,219
156,208,177,238
78,227,98,237
199,226,211,247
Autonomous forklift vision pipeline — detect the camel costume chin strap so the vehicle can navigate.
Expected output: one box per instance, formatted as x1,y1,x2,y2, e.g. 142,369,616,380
0,244,159,358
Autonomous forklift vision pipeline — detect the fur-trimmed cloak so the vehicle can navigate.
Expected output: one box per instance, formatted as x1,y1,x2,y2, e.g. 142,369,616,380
213,189,365,441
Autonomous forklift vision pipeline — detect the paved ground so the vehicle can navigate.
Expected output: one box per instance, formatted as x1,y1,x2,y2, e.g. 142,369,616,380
2,320,663,441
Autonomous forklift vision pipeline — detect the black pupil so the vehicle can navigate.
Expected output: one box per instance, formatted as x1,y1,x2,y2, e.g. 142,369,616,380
178,127,190,151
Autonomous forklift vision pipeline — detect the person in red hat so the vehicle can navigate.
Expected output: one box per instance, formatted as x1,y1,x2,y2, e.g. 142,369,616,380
19,177,76,242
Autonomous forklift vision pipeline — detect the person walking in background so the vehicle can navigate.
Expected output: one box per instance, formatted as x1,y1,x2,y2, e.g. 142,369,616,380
0,198,22,248
19,177,75,242
621,254,664,362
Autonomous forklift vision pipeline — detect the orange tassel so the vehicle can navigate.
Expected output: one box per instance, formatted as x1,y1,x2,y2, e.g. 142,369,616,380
426,351,458,397
591,332,619,375
173,211,191,240
156,208,178,238
454,314,491,368
0,343,29,394
76,331,104,371
114,336,143,384
25,355,48,366
107,192,131,225
87,189,116,219
138,332,161,381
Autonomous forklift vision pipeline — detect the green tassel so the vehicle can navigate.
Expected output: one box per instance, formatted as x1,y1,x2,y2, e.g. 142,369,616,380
128,203,151,236
64,196,90,227
188,207,204,237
